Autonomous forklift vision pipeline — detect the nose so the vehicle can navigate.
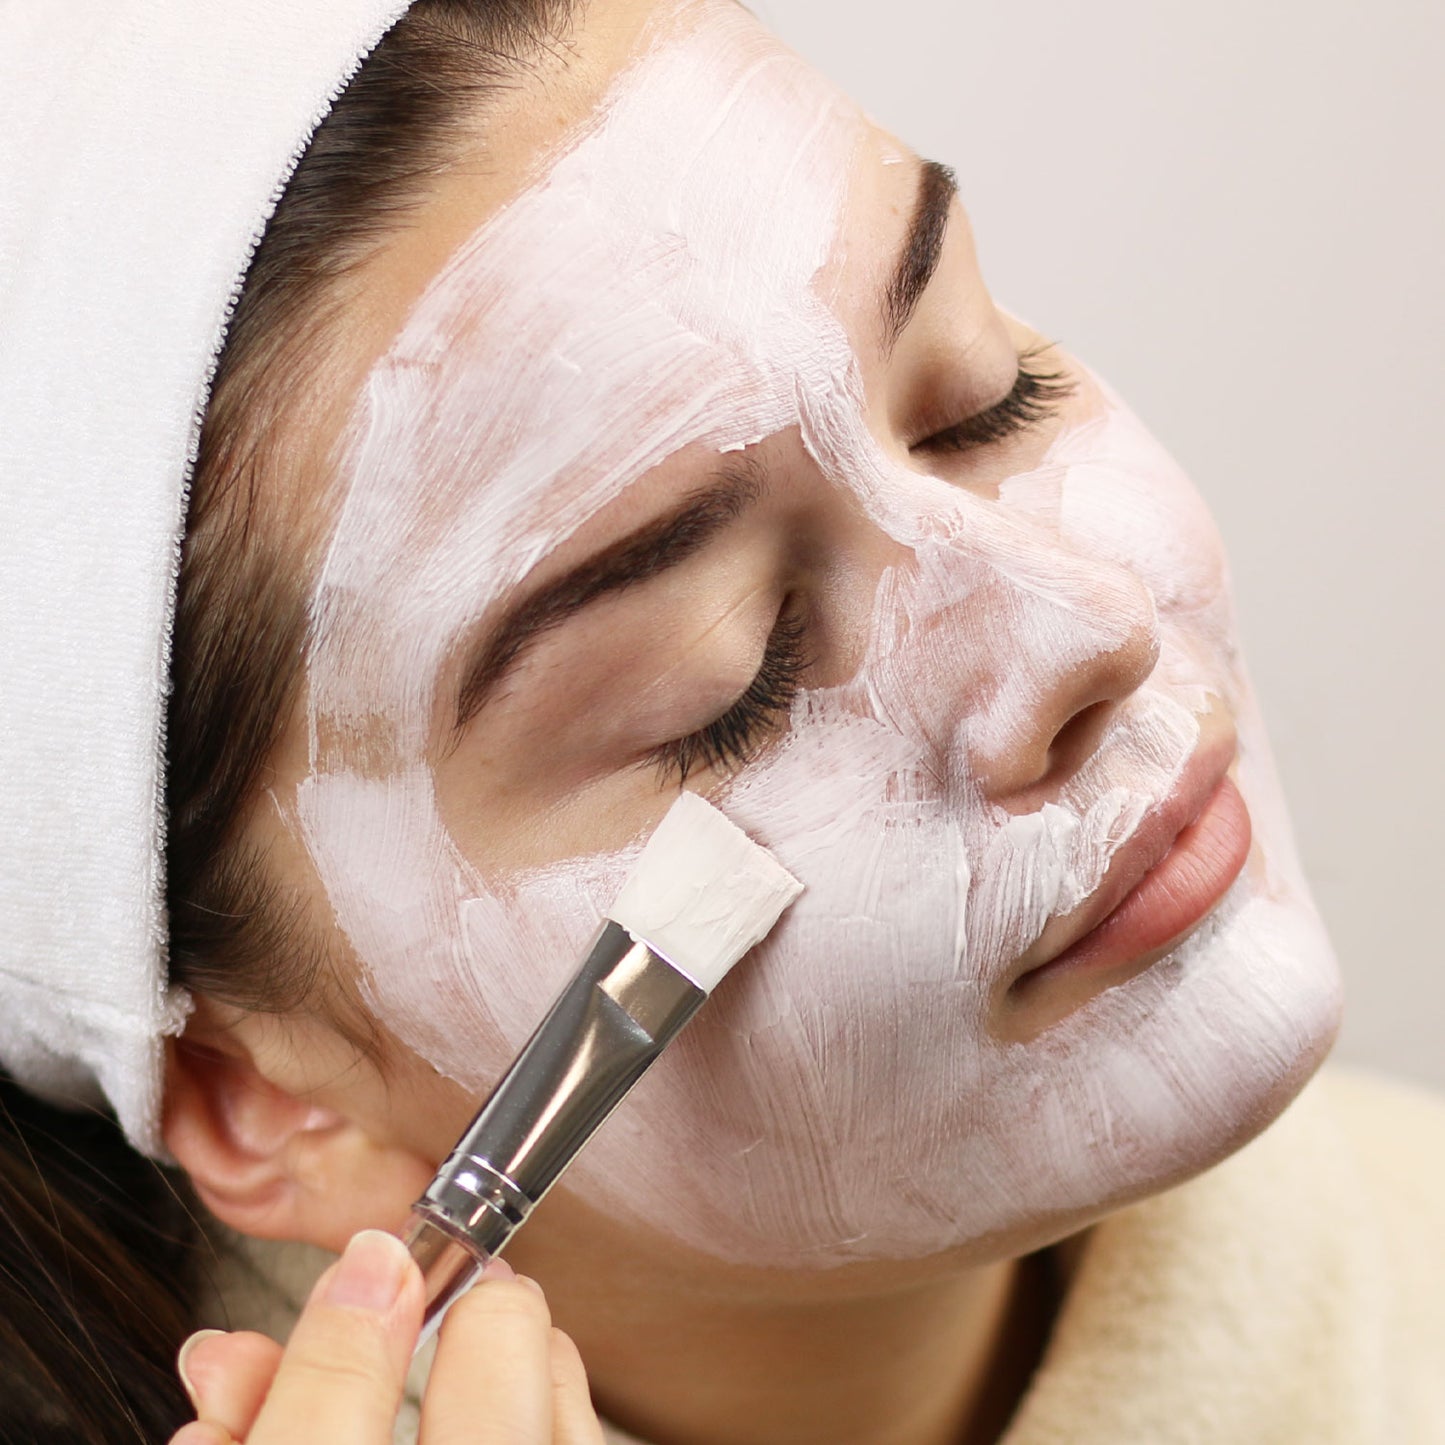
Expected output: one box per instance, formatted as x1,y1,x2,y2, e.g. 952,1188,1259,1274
965,555,1161,807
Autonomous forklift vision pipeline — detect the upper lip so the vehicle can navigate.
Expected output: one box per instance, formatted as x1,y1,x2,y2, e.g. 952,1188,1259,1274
1004,728,1239,990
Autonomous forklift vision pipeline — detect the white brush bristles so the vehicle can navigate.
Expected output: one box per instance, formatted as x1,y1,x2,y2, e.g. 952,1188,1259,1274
610,792,802,992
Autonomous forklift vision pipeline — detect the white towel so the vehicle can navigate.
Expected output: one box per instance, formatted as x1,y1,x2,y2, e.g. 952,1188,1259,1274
0,0,415,1154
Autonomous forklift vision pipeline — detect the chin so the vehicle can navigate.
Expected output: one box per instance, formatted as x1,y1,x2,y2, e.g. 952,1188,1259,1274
950,828,1346,1274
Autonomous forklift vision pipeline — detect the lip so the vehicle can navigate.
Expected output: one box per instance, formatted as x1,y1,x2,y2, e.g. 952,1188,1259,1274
1007,738,1252,997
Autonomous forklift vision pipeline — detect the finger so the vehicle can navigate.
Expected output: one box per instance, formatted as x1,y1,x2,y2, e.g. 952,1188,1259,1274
246,1229,423,1445
168,1424,233,1445
550,1327,607,1445
421,1264,554,1445
178,1329,284,1439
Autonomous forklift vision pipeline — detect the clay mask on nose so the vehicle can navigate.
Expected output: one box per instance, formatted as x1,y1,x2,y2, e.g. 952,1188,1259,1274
295,0,1341,1266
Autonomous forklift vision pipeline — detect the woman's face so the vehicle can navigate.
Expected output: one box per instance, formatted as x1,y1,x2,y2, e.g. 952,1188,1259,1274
255,0,1341,1271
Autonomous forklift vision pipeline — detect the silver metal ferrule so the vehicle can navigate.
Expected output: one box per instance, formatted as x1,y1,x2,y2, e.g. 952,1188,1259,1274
404,919,707,1346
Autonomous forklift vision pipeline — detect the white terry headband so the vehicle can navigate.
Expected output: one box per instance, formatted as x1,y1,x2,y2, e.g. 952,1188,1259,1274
0,0,416,1155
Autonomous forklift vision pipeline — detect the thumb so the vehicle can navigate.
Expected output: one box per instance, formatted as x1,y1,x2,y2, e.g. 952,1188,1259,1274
246,1229,424,1445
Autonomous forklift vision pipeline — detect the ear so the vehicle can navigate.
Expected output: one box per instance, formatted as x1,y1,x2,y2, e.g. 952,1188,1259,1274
162,1003,436,1253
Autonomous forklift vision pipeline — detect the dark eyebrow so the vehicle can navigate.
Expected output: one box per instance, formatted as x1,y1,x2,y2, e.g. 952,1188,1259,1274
454,457,766,730
881,159,958,354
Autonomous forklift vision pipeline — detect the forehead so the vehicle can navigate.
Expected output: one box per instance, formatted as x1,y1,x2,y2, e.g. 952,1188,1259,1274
305,0,896,756
333,0,887,394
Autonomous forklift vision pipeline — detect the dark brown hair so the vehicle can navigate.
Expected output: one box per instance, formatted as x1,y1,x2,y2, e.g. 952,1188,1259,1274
171,0,574,1022
0,2,571,1437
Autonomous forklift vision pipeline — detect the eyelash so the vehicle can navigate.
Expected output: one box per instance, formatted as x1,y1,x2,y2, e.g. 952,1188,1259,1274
914,346,1075,455
646,351,1068,786
648,608,809,785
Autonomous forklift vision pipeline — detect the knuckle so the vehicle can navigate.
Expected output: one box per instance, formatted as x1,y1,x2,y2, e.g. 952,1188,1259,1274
493,1426,540,1445
550,1326,584,1370
289,1346,390,1397
473,1426,537,1445
550,1326,591,1386
427,1414,539,1445
461,1276,553,1329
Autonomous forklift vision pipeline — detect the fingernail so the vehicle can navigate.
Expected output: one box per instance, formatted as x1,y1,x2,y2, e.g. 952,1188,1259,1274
175,1328,226,1410
323,1229,411,1312
480,1256,516,1283
516,1274,546,1298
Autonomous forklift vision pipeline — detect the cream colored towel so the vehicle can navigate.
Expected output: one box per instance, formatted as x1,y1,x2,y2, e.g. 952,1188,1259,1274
202,1067,1445,1442
1000,1067,1445,1443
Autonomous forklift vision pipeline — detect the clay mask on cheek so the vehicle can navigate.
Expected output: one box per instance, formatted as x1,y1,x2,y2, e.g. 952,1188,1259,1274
296,1,1342,1267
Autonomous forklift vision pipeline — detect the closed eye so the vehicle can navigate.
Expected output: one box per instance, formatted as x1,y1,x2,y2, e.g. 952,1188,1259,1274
913,345,1075,456
645,605,808,784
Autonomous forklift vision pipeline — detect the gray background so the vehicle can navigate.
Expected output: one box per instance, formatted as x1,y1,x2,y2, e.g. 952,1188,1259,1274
759,0,1444,1092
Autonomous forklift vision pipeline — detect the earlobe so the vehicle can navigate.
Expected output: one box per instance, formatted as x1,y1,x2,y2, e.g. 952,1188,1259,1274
161,1012,435,1252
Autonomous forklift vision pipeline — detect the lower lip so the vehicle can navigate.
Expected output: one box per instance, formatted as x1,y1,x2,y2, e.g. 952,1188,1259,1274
1014,775,1253,992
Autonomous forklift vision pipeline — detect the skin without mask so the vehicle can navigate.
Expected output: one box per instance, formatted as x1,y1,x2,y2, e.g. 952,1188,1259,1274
294,0,1342,1268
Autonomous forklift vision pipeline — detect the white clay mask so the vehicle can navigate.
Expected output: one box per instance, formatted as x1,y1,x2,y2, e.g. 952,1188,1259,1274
294,0,1341,1266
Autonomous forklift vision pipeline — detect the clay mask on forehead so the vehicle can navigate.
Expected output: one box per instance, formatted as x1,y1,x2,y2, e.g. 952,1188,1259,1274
297,1,1341,1266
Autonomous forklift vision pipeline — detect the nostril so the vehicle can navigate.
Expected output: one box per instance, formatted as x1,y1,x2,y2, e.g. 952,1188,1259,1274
1038,617,1160,786
965,560,1162,807
980,621,1161,807
1045,697,1119,782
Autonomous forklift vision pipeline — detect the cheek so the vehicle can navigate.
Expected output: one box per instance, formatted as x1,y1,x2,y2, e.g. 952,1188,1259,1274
998,377,1242,718
1054,426,1231,630
1001,379,1235,630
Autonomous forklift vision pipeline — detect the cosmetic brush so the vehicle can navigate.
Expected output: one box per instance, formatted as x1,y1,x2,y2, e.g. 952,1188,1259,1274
401,791,802,1346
